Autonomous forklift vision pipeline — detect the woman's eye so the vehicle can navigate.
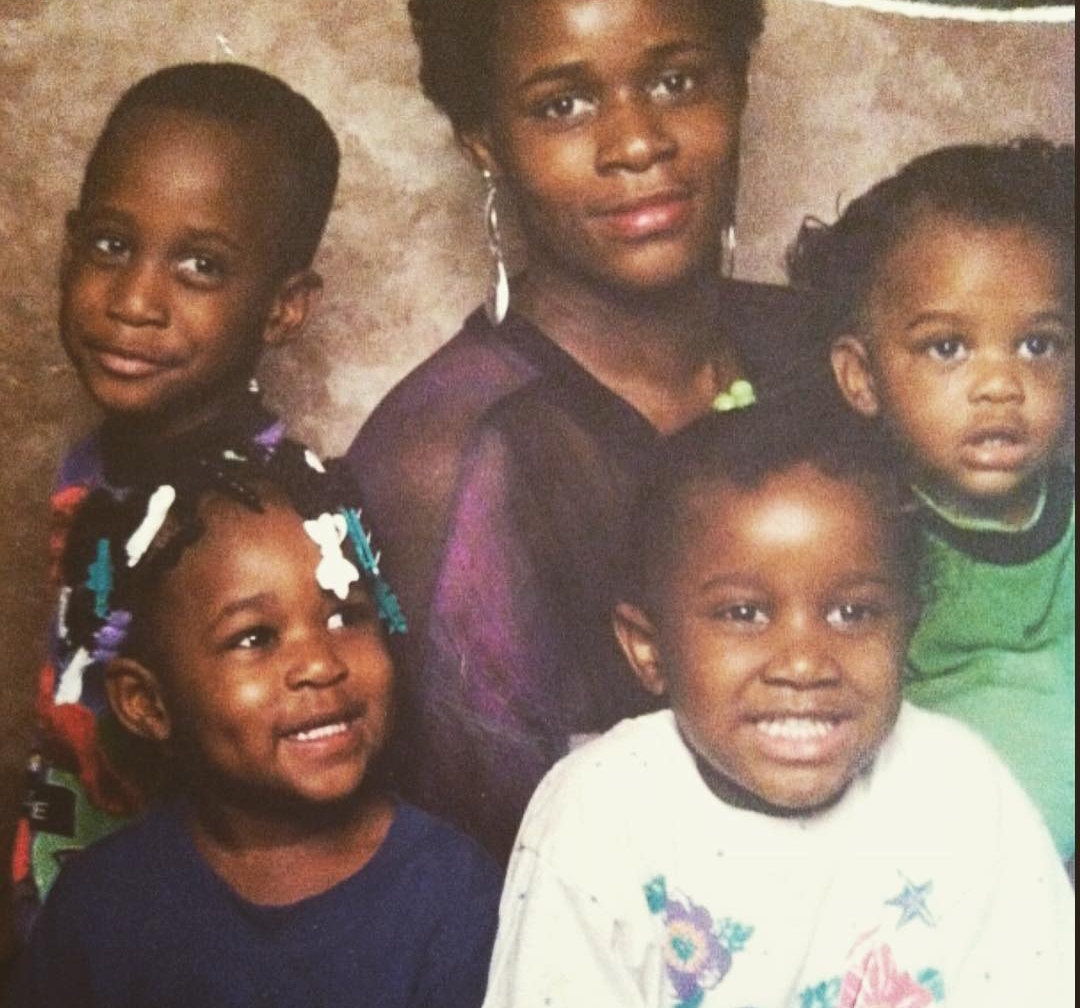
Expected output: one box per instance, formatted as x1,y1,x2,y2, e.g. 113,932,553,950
924,338,967,362
650,71,695,101
825,603,877,628
536,93,595,121
88,234,129,261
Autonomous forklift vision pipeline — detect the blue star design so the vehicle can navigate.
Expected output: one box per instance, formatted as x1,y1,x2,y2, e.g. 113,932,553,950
886,877,935,928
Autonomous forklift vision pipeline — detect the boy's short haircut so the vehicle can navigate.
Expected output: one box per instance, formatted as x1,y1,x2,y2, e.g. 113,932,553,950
786,138,1076,335
620,399,917,609
80,62,341,274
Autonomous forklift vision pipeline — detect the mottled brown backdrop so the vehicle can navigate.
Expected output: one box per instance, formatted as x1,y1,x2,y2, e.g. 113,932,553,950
0,0,1073,957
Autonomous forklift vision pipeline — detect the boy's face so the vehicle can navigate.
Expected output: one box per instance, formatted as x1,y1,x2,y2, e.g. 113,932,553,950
60,108,288,434
151,497,394,812
837,216,1073,523
644,465,909,814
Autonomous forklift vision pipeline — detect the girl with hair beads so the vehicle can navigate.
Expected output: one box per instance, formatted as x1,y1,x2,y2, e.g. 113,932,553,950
787,139,1075,863
16,441,499,1007
484,404,1073,1008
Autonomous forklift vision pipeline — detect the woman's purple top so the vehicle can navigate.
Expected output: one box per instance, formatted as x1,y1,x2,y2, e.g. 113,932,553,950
345,281,833,861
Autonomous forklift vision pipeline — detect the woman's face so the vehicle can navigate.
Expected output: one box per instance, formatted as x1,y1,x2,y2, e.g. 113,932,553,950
469,0,746,294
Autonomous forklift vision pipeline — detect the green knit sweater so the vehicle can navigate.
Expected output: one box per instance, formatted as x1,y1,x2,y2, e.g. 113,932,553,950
905,467,1074,860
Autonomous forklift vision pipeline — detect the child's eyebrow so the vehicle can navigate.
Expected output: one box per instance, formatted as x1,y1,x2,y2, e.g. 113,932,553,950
208,592,275,629
176,227,244,252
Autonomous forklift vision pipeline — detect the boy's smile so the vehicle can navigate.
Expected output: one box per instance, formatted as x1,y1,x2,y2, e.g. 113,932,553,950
151,497,394,813
641,464,910,814
60,107,287,436
470,0,744,294
845,216,1073,525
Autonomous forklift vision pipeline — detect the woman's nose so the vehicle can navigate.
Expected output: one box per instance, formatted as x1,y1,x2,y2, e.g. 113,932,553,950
107,258,168,326
595,93,677,174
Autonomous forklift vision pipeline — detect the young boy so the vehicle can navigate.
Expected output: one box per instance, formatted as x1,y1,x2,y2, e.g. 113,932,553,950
483,404,1073,1007
15,442,498,1006
787,139,1074,862
13,62,340,930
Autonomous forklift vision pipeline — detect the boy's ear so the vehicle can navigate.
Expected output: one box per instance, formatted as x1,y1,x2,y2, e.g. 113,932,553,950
262,269,323,348
830,336,881,417
613,602,667,697
105,658,172,743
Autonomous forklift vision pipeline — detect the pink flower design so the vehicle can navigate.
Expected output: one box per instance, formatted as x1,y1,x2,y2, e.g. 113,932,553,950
837,944,934,1008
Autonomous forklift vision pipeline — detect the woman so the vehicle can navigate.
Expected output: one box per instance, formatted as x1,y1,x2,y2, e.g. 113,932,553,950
346,0,833,861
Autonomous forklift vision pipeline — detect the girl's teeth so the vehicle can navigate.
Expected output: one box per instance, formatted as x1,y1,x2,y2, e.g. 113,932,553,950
757,718,832,740
294,721,347,742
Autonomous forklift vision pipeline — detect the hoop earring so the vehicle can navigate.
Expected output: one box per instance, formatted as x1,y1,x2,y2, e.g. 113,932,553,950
482,170,510,326
720,223,736,279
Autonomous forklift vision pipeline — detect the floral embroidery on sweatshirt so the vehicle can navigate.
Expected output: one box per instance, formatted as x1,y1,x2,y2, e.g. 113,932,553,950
644,874,752,1007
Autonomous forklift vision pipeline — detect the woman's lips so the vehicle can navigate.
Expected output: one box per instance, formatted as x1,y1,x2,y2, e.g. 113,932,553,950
594,192,693,240
89,346,174,379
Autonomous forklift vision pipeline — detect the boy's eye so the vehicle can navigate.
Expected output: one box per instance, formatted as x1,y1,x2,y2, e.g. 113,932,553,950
649,70,696,102
924,337,967,362
1018,332,1063,359
825,602,879,628
176,254,226,286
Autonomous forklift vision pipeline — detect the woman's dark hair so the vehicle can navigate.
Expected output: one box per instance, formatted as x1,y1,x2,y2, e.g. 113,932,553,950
408,0,766,135
620,398,918,609
786,138,1075,335
79,62,341,274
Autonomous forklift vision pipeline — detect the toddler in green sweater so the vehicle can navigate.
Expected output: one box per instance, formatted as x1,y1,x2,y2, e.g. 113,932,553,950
788,139,1075,864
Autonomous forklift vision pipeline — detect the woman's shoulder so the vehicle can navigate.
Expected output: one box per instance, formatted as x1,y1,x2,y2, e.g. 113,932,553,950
347,310,548,463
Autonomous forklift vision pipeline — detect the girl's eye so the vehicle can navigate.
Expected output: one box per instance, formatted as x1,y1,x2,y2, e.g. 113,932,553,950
924,338,967,362
535,93,596,122
327,600,376,632
227,625,277,651
825,602,878,628
716,603,768,626
650,70,696,101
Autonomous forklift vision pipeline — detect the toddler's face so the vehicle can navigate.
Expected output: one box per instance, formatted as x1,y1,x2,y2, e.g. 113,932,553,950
151,497,394,812
60,107,286,435
854,216,1073,523
652,465,909,814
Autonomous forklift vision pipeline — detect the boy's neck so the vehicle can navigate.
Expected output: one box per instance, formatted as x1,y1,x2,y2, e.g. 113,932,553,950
911,473,1050,533
185,788,396,907
102,381,261,447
